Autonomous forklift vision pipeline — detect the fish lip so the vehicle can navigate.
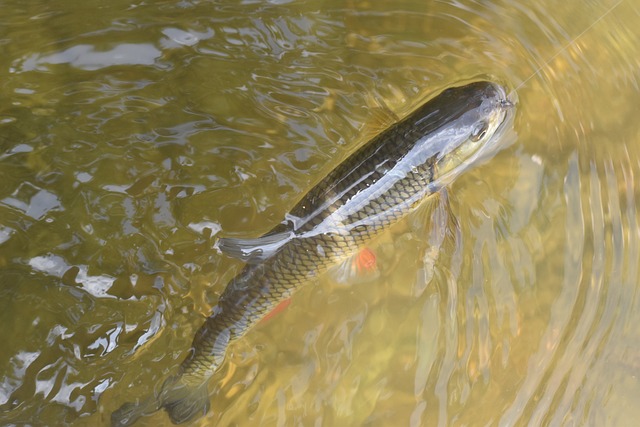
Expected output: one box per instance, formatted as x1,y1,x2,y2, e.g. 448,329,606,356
500,99,515,109
485,80,516,112
491,83,513,109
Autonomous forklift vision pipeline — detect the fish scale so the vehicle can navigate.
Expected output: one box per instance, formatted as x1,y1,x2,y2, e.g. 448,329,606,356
111,80,512,426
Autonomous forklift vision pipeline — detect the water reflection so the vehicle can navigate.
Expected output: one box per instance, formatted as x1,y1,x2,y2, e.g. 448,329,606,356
0,0,638,425
17,44,162,72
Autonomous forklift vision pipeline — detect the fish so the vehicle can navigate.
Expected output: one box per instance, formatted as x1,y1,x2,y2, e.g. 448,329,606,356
111,80,514,426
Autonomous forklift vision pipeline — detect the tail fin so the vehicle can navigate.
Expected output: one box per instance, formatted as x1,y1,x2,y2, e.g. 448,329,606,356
159,376,211,424
111,376,210,426
111,396,159,427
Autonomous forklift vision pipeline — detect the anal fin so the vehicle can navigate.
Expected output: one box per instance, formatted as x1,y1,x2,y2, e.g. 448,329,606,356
260,298,292,324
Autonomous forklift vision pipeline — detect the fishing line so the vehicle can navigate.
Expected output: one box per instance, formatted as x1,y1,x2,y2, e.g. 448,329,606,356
509,0,623,96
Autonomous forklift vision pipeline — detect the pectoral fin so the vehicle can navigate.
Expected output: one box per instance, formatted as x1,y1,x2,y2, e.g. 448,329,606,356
216,231,294,263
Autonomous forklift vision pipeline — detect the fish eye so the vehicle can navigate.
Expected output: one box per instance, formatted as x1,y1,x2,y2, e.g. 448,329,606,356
470,122,488,142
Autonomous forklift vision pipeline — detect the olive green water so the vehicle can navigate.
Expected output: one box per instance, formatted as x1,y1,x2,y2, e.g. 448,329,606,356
1,0,638,425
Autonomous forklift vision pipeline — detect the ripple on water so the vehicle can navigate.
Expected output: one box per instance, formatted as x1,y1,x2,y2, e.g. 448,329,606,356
0,0,639,425
499,147,639,425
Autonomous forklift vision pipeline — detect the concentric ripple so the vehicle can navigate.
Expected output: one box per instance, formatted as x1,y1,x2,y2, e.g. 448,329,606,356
0,0,638,426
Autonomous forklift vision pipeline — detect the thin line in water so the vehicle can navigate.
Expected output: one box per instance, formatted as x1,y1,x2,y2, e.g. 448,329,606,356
509,0,624,95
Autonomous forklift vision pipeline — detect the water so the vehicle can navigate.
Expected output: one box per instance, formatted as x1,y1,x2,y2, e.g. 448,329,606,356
0,0,638,425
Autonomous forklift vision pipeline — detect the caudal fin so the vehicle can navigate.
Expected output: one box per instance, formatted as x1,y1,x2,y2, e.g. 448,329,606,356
111,396,159,427
111,376,210,426
160,376,211,424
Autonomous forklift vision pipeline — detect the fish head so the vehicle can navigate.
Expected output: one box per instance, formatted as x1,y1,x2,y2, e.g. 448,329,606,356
428,80,514,181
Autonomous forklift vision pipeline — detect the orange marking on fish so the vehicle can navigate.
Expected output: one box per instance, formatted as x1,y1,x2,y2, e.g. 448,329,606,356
260,298,292,324
261,248,376,325
354,247,377,273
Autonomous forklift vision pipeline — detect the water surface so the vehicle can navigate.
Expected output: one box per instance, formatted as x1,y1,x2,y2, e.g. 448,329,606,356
0,0,638,425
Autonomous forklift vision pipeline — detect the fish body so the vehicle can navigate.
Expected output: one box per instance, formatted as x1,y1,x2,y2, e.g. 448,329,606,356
112,80,513,426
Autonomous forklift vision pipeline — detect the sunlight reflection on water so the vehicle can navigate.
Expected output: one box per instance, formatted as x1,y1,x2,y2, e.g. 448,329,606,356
0,0,638,426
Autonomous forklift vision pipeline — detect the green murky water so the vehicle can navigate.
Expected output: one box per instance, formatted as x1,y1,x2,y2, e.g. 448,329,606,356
1,0,638,425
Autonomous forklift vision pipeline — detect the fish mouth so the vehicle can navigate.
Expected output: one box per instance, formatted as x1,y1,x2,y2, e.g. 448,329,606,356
500,99,515,109
499,82,519,112
491,82,515,111
490,83,517,135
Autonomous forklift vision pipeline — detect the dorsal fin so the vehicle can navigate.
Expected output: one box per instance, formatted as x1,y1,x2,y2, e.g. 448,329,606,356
215,230,294,263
